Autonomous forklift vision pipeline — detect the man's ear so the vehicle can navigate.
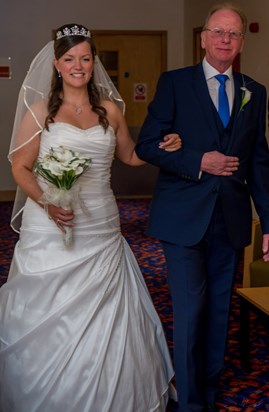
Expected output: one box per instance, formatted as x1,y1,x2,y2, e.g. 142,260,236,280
200,31,206,50
239,38,245,54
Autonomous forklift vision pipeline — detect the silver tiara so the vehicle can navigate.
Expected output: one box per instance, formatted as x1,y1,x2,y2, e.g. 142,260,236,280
56,25,91,40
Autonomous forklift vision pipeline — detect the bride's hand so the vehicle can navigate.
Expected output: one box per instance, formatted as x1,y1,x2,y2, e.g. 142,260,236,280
159,133,182,151
46,204,75,232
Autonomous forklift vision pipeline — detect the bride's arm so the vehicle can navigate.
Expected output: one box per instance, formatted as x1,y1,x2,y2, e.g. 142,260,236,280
104,100,181,166
11,110,74,228
11,111,44,203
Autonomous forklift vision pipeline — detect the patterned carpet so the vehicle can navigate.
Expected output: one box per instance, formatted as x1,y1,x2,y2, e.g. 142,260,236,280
1,199,269,411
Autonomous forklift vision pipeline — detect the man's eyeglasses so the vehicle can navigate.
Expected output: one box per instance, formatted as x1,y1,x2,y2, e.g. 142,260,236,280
204,28,244,40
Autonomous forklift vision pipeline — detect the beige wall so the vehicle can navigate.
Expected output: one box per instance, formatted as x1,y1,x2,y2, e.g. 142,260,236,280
1,0,268,193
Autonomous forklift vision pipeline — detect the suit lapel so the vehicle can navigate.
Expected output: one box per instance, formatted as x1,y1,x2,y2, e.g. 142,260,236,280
225,72,244,153
232,72,244,126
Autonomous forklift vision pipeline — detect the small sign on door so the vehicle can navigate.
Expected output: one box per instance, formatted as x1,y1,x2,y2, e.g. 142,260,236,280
133,83,147,102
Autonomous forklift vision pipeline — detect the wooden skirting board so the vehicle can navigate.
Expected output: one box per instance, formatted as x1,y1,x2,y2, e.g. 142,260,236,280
0,191,16,201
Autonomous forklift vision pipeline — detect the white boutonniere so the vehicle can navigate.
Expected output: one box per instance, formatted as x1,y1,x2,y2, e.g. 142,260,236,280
239,86,252,112
238,75,253,114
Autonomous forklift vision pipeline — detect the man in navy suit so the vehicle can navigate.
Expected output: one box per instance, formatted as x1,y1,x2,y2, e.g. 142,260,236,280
136,3,269,411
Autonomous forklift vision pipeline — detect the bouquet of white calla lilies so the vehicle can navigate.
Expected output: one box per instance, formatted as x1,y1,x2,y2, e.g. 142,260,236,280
35,146,91,245
35,146,91,189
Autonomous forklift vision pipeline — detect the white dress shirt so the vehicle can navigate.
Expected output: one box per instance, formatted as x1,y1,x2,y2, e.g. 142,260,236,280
202,58,234,115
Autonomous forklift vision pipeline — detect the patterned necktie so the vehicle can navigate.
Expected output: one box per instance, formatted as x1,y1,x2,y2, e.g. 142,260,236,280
215,74,229,127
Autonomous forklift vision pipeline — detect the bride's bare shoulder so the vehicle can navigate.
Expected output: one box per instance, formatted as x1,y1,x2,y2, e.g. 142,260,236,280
30,99,48,115
101,99,119,113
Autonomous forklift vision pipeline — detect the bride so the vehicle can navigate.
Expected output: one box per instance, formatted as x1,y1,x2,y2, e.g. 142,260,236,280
0,24,181,412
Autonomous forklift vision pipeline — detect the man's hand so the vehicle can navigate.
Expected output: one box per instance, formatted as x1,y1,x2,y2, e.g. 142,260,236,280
201,151,239,176
262,234,269,262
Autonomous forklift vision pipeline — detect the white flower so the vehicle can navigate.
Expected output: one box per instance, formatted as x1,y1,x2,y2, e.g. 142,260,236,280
74,166,84,175
237,75,254,117
239,86,252,113
42,160,65,176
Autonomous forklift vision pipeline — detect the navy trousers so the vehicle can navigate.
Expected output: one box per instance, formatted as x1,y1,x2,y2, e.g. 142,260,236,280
162,201,242,412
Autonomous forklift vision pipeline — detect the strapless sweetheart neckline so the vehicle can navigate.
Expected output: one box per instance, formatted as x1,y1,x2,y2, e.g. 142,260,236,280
50,122,114,133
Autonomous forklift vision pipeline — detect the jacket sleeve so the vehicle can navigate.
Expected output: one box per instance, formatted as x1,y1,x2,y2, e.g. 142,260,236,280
246,84,269,233
135,71,204,181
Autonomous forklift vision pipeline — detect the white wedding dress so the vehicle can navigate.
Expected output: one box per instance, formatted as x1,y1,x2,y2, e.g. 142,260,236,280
0,123,174,412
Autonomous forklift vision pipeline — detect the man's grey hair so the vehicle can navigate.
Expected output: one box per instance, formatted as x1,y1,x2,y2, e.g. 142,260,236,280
203,2,247,34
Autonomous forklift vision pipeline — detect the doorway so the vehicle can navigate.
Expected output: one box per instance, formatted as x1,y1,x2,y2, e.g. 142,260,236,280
93,30,167,196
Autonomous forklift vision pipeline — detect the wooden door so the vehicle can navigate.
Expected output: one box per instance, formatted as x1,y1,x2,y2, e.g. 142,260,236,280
93,31,167,196
93,30,167,128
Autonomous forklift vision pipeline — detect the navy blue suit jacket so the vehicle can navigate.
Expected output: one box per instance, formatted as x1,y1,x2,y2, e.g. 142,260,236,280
136,63,269,249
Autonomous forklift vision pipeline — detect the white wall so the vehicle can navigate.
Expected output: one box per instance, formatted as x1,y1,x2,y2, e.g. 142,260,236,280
237,0,269,93
183,0,212,65
0,0,183,191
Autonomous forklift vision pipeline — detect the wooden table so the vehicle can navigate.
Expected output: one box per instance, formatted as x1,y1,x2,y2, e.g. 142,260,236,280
236,287,269,369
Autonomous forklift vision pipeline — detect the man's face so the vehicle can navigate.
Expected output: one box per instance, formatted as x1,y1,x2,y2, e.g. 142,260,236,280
201,9,245,72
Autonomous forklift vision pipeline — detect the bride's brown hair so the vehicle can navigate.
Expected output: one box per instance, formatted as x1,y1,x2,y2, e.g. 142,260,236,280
44,23,109,131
